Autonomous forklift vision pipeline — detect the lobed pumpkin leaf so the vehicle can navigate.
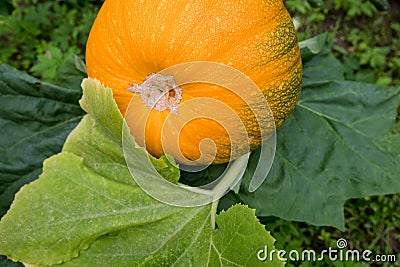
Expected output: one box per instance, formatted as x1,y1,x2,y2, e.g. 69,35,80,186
0,79,283,266
0,63,85,266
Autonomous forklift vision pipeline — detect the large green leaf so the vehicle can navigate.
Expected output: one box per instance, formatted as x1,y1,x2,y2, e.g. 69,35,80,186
238,36,400,229
0,62,86,267
0,64,84,219
0,79,283,267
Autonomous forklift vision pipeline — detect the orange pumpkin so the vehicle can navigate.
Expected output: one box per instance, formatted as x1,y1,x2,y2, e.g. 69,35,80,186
86,0,302,165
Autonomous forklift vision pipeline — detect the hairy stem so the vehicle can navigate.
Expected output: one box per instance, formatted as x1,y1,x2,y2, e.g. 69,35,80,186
209,153,250,228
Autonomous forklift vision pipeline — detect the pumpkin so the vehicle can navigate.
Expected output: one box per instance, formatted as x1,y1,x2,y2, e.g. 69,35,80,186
86,0,302,165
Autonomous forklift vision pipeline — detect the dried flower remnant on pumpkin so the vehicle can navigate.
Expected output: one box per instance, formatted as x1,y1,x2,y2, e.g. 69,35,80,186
127,73,182,115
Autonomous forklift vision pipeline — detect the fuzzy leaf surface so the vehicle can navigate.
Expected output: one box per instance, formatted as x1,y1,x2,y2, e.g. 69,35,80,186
0,79,283,267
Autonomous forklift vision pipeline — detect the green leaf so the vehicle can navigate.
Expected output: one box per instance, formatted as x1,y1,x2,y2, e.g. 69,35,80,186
307,0,324,8
54,55,87,90
149,154,181,184
0,64,84,219
0,79,283,266
211,205,281,267
299,33,327,60
30,205,283,267
300,34,344,83
369,0,390,11
0,256,22,267
0,0,13,15
30,47,64,81
238,40,400,230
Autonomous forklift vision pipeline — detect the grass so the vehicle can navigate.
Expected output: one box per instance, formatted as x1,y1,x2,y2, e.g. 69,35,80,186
0,0,399,266
0,0,103,81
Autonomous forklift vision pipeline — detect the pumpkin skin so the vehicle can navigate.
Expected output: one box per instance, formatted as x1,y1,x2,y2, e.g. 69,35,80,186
86,0,302,165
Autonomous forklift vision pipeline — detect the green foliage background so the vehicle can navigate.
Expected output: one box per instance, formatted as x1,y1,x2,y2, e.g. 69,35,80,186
0,0,399,266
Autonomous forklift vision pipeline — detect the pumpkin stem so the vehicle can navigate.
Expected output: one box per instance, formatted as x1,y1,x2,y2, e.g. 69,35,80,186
127,73,182,115
209,153,250,227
